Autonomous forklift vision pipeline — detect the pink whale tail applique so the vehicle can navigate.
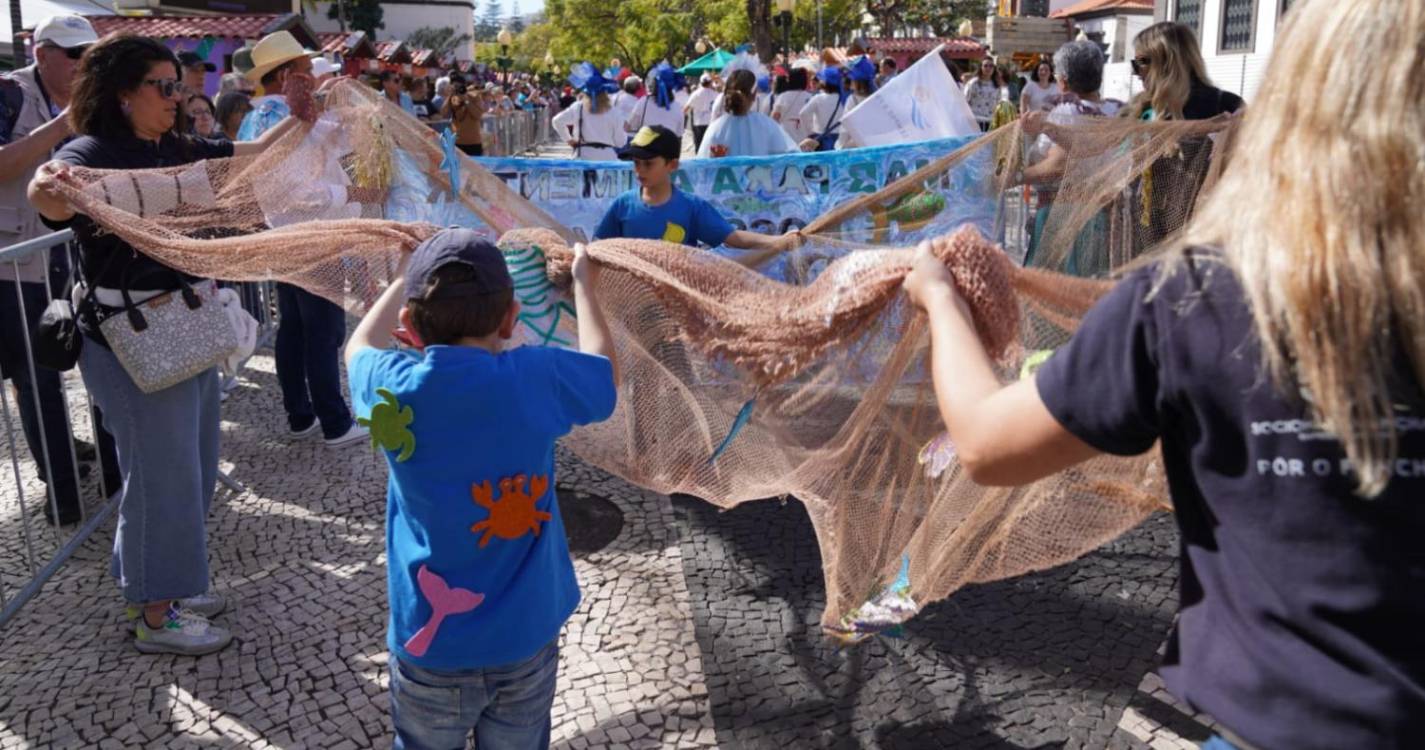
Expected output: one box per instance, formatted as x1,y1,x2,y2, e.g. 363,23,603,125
403,565,485,657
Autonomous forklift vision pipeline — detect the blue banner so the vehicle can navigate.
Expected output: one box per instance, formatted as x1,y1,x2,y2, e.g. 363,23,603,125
472,135,993,247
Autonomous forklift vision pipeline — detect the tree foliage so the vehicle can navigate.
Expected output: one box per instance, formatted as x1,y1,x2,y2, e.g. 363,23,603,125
406,26,474,58
475,0,505,41
902,0,992,37
332,0,384,36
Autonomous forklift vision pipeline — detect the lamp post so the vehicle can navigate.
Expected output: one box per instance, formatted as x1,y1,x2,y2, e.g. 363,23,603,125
775,0,795,63
695,38,708,55
497,27,513,87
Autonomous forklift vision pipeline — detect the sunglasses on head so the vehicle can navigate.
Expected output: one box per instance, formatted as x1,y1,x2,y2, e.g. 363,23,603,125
143,78,187,98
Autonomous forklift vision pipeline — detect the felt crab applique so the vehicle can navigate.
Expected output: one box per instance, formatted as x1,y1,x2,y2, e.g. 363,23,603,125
357,388,416,462
470,474,553,548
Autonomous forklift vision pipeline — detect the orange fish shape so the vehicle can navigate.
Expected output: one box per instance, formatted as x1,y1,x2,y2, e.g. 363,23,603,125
470,474,553,548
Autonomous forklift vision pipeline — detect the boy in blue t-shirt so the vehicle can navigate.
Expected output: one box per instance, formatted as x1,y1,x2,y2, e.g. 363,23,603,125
344,229,618,749
595,125,800,267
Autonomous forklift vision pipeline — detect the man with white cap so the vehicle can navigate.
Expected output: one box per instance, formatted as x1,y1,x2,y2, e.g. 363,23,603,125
0,14,114,525
684,72,718,153
238,31,369,448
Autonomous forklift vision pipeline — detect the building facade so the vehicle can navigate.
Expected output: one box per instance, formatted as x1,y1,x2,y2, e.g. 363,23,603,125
1053,0,1154,104
308,0,476,61
1154,0,1299,101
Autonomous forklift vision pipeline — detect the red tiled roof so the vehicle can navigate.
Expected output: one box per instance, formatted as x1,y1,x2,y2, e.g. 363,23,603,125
1051,0,1153,18
376,41,405,61
88,14,294,41
868,36,985,55
318,30,377,57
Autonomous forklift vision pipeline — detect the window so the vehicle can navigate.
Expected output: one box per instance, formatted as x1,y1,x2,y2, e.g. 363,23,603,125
1173,0,1203,38
1220,0,1258,53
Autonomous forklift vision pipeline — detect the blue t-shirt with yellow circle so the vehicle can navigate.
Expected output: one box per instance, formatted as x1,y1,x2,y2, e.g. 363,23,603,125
349,344,617,670
593,187,735,247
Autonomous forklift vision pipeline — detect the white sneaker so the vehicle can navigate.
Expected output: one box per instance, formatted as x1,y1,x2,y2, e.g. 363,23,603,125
134,607,233,656
325,423,369,448
126,591,227,625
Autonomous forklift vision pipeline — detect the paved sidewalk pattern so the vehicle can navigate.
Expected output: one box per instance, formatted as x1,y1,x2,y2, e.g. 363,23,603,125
0,354,714,749
0,342,1214,748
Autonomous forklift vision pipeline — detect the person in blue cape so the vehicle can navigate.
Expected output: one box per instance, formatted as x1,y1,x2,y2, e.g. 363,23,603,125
697,68,798,158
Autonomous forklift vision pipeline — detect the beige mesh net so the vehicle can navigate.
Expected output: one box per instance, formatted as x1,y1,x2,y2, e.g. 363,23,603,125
51,81,1236,638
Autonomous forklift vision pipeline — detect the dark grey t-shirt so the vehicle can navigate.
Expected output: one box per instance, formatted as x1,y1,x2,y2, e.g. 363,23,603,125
1035,252,1425,749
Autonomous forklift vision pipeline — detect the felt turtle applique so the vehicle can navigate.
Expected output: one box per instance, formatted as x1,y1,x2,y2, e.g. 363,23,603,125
357,388,416,462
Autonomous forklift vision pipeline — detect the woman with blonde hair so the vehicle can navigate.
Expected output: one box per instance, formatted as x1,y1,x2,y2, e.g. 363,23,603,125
551,62,623,160
1126,21,1241,121
902,0,1425,747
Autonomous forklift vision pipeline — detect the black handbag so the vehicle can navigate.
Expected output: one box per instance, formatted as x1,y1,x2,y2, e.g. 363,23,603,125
33,296,81,371
31,246,115,372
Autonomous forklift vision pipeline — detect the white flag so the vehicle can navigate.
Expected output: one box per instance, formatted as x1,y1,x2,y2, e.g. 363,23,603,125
841,45,981,147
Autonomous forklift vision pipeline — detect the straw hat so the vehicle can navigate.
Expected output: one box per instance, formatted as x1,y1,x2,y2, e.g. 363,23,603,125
244,31,315,83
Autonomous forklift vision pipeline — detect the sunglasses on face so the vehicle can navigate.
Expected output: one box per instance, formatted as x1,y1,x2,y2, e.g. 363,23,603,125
143,78,187,99
1131,57,1152,73
42,44,85,60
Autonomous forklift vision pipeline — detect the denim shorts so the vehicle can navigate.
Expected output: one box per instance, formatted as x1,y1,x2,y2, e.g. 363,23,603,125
389,640,559,750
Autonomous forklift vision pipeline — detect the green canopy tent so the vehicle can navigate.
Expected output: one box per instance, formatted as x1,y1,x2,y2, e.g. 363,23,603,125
678,48,735,74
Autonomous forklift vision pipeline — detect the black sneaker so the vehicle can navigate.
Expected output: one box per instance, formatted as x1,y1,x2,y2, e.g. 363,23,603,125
43,502,83,527
74,439,97,464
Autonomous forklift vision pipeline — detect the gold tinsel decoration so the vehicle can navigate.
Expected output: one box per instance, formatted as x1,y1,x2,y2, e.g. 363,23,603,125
352,112,394,192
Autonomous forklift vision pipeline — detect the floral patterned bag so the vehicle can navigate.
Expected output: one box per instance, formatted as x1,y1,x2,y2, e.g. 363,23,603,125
98,276,239,394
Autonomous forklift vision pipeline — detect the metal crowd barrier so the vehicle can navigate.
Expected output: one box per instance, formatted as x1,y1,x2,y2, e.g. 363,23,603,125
426,108,555,157
0,231,279,627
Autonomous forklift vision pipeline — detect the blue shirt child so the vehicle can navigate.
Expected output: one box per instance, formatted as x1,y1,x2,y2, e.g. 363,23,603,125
349,343,616,669
594,187,734,247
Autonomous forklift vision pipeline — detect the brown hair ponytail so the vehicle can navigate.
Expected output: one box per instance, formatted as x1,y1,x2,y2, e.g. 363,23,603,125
724,69,758,116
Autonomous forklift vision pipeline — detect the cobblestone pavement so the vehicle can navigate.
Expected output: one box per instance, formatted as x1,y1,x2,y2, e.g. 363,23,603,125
0,352,714,749
671,496,1193,750
0,327,1217,748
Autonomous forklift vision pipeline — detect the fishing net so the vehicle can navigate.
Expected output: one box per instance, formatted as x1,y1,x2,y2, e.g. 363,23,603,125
50,80,1234,637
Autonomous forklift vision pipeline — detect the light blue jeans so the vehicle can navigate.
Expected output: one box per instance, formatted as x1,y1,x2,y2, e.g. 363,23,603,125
389,640,559,750
79,340,220,604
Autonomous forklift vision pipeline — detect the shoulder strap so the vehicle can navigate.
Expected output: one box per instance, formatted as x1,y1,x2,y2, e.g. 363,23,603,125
820,96,844,138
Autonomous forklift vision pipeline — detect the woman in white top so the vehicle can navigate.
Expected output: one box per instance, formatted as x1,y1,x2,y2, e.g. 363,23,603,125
1019,59,1061,114
551,62,624,160
771,68,814,142
833,56,878,150
798,67,851,151
626,61,688,138
964,58,1005,130
697,69,798,158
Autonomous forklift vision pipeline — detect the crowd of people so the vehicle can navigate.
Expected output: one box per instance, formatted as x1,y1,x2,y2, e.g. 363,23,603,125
1,0,1423,748
549,49,887,160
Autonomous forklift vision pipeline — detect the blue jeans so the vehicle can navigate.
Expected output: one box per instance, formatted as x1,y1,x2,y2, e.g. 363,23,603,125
274,283,352,439
79,341,220,603
389,640,559,750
